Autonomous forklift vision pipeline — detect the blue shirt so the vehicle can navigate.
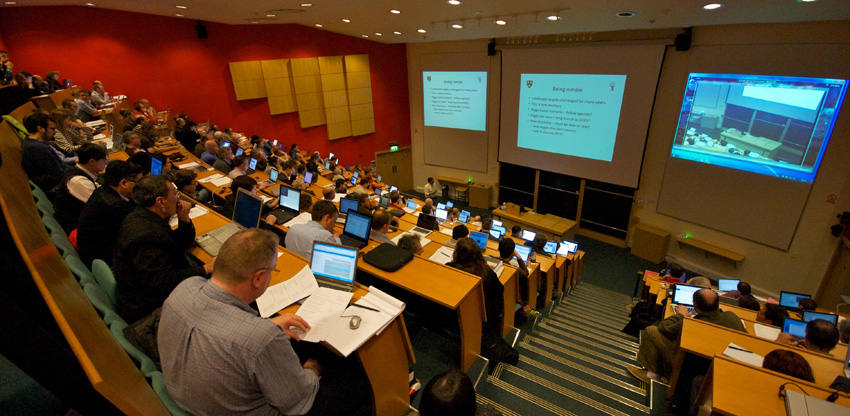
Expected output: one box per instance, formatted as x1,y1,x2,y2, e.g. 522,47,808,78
284,221,340,261
200,151,217,166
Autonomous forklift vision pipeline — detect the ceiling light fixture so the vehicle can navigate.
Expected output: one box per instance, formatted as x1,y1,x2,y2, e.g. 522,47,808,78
301,3,312,6
361,34,368,38
315,23,323,27
5,1,17,4
702,3,724,9
390,9,401,14
447,0,461,5
615,11,636,17
797,0,818,2
547,14,561,21
341,18,351,22
452,23,463,29
176,5,187,9
494,19,506,25
375,32,382,36
393,31,401,34
175,13,183,17
417,29,427,33
266,14,276,17
86,2,95,5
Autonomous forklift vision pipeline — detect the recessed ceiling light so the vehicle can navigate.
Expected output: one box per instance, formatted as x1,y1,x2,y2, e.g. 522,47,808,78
175,13,183,17
315,23,323,27
342,18,351,23
176,5,187,9
251,21,259,24
546,14,561,21
266,14,276,17
375,32,382,36
447,0,461,5
451,24,463,29
494,19,506,25
86,2,95,5
301,3,312,6
702,3,724,9
361,34,368,38
393,31,401,34
615,11,636,17
797,0,818,2
390,9,400,14
5,1,17,4
417,29,426,33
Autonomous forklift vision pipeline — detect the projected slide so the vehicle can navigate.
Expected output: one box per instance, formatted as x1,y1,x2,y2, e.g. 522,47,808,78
423,71,487,131
517,73,626,162
671,73,848,183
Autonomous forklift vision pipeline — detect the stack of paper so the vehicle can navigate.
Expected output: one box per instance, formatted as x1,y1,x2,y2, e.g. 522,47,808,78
753,323,781,341
722,342,764,367
429,246,455,265
325,286,406,357
295,288,353,343
439,228,453,236
283,212,313,228
211,176,232,188
255,265,319,318
198,173,224,184
176,161,201,170
391,232,431,249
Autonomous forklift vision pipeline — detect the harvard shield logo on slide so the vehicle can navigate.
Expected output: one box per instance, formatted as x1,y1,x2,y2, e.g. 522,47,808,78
527,80,533,88
427,76,431,82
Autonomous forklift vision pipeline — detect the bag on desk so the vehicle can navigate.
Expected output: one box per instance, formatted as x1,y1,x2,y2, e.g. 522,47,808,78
363,243,413,272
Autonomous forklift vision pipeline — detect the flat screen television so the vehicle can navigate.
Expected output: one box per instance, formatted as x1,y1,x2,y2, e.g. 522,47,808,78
670,73,847,183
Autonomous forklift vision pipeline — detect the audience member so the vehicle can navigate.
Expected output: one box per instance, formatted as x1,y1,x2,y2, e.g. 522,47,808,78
53,143,108,233
200,139,219,166
49,108,90,157
756,303,789,328
762,349,815,382
736,296,761,312
306,153,320,174
32,74,49,94
840,319,850,344
446,224,469,248
227,155,249,179
279,161,297,186
213,146,234,174
511,225,521,237
332,167,346,183
419,369,502,416
74,89,99,123
174,117,202,151
798,298,817,312
498,238,536,317
446,238,504,347
424,177,438,199
172,169,212,204
0,50,12,85
662,263,686,283
221,176,278,221
322,186,336,201
397,234,424,256
112,175,213,324
388,190,405,209
370,209,394,245
300,193,313,213
45,70,63,92
285,200,341,261
292,164,309,190
289,143,301,161
123,131,145,156
77,160,142,267
21,111,64,193
90,81,110,106
778,319,840,355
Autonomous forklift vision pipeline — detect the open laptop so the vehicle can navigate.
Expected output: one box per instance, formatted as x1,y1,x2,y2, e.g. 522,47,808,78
557,240,578,256
352,170,359,179
195,189,262,256
802,310,839,325
338,210,372,249
151,156,164,176
783,317,808,342
304,171,314,185
264,168,279,186
446,201,454,209
379,195,390,208
247,157,258,174
412,214,437,236
336,197,359,223
672,283,702,315
389,185,397,193
265,185,301,225
469,231,488,250
521,230,537,242
235,147,244,156
435,208,448,223
489,225,506,241
779,291,812,312
492,220,503,228
437,202,446,210
221,142,231,148
543,241,558,255
310,241,358,292
515,245,532,262
457,211,470,224
717,279,739,292
109,133,123,153
403,199,418,214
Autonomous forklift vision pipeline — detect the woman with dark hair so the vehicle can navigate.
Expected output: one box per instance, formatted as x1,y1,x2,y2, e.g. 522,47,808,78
762,349,815,382
446,238,504,346
49,108,90,157
46,70,64,92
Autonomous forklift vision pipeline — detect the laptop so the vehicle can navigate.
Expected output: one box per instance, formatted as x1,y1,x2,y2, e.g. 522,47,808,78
412,214,437,236
379,195,389,208
109,133,123,153
521,230,537,242
151,156,164,176
338,210,372,249
779,291,812,312
310,241,358,292
304,171,314,185
195,189,262,256
446,201,454,209
376,175,382,183
265,185,301,224
557,240,578,256
353,170,359,179
265,168,279,185
403,199,418,214
221,142,231,148
783,317,808,341
389,185,397,193
457,211,470,224
492,220,503,227
235,147,244,156
336,197,359,223
784,389,850,416
437,202,446,210
717,279,739,292
543,241,558,255
802,310,839,325
489,228,503,240
515,245,532,262
247,157,258,174
435,208,448,223
350,176,357,186
672,283,702,315
325,161,330,170
469,231,488,250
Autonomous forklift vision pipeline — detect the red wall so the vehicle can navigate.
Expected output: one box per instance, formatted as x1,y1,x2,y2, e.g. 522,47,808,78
0,6,411,166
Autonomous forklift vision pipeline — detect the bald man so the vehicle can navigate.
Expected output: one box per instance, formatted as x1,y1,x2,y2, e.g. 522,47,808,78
200,139,219,166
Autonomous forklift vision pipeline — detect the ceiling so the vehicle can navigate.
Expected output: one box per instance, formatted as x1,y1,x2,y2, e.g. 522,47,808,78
3,0,849,44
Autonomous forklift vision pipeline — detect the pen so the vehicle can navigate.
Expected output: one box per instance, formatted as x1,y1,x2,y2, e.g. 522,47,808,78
351,303,380,312
727,345,752,353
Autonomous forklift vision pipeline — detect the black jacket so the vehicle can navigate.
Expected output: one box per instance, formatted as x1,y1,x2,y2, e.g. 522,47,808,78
77,186,135,268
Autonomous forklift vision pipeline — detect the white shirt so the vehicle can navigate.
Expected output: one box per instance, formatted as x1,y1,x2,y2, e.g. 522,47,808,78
227,167,247,179
424,182,437,197
68,164,99,202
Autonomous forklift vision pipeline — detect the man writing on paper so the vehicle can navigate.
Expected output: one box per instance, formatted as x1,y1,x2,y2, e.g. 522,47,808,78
159,229,371,416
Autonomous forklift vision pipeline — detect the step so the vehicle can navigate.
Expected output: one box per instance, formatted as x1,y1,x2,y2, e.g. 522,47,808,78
574,284,634,302
555,301,631,324
545,313,639,346
524,331,639,369
537,318,640,354
493,363,649,416
478,376,575,416
532,323,639,364
564,293,631,313
568,289,631,305
476,394,522,416
550,306,634,335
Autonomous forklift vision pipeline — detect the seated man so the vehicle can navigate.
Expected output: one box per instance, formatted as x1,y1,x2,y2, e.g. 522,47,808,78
291,164,310,190
737,295,761,311
511,226,521,238
227,155,249,179
756,303,788,328
721,281,751,299
424,177,438,199
173,169,212,204
334,178,347,194
123,131,146,156
284,200,341,261
498,237,536,317
628,287,746,383
798,298,818,312
77,160,142,267
762,349,815,383
369,209,394,245
322,186,336,201
777,319,840,355
21,110,65,194
350,177,372,196
445,224,468,248
279,160,297,186
397,233,424,256
352,192,377,216
90,81,109,106
305,153,321,174
213,146,234,174
54,143,109,233
300,193,313,213
221,175,277,220
388,190,405,209
113,175,214,324
200,139,219,166
331,167,346,183
74,89,99,123
158,229,371,416
660,262,686,284
420,204,441,231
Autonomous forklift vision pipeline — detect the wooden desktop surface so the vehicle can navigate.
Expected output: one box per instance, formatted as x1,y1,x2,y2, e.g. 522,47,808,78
491,208,577,238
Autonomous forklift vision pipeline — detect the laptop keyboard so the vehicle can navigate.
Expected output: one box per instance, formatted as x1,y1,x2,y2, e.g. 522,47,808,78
317,280,352,292
208,225,239,242
412,226,430,235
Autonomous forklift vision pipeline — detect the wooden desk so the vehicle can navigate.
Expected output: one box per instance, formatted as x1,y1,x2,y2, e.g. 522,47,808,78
670,318,844,397
697,355,850,416
491,208,577,241
436,176,491,209
720,128,783,159
676,236,745,268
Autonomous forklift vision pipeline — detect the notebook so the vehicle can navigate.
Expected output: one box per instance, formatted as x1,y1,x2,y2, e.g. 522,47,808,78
265,168,279,185
492,220,503,227
802,310,839,325
389,185,397,193
336,197,359,223
672,283,702,314
521,230,537,242
195,188,262,256
338,210,372,249
437,202,446,210
265,185,301,224
350,176,357,185
221,142,231,148
353,170,359,179
247,157,257,174
376,175,382,183
379,195,389,208
489,228,502,240
403,199,418,214
718,279,739,292
457,211,469,224
435,208,448,223
150,156,164,176
557,240,578,256
779,291,811,312
109,133,123,153
515,245,532,262
446,201,454,209
783,318,808,341
543,241,558,254
412,214,436,236
235,147,244,156
469,231,488,249
310,241,358,292
304,171,314,185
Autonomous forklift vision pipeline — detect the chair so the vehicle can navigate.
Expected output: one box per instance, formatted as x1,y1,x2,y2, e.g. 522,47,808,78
455,186,469,203
35,196,55,215
51,232,79,258
64,254,96,286
109,319,159,377
148,371,190,416
40,212,67,239
30,181,50,202
83,283,125,326
91,259,118,306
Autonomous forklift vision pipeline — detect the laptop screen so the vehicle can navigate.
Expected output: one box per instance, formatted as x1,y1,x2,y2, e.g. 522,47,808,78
272,139,278,147
222,142,231,148
492,220,503,227
112,133,123,150
417,214,437,230
353,171,359,179
718,279,739,292
232,188,262,229
558,241,578,256
802,311,839,325
779,291,811,310
310,242,357,284
325,161,330,169
783,318,808,338
515,245,532,262
304,171,313,184
446,201,454,209
269,168,279,183
377,175,382,183
390,185,397,193
406,199,417,210
489,229,502,239
457,212,469,223
491,225,506,237
278,186,300,211
521,230,537,241
150,156,163,176
343,210,372,240
672,284,702,306
543,241,558,254
437,203,446,210
339,198,358,215
435,208,448,221
350,176,357,185
374,188,381,196
249,157,258,170
380,196,389,207
236,147,244,156
329,152,334,159
469,231,488,249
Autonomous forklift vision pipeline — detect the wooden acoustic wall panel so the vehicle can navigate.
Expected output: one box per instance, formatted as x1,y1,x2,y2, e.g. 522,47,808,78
290,57,327,128
319,56,352,140
345,54,375,136
261,59,297,115
228,61,267,100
